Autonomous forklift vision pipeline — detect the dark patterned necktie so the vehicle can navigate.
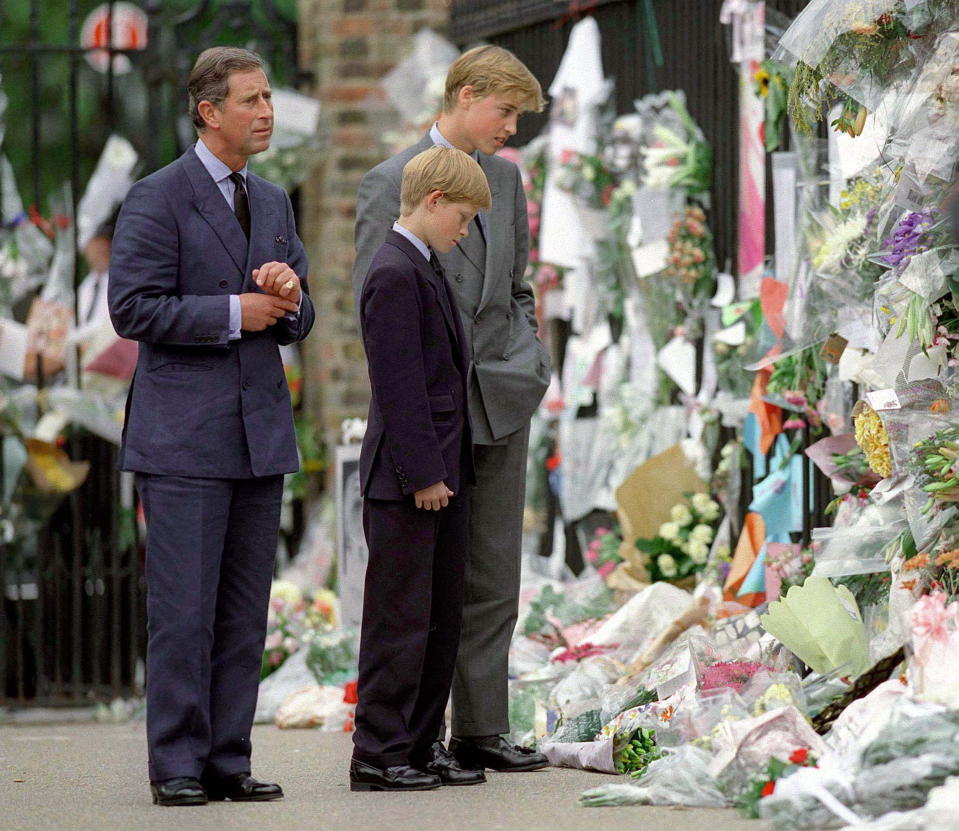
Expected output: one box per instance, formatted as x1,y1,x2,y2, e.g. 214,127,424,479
228,172,250,239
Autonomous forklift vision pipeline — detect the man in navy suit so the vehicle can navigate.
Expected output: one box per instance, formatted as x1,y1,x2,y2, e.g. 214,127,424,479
350,147,489,791
109,46,314,806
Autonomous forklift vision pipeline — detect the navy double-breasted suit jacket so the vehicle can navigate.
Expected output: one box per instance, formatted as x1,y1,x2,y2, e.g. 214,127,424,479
359,230,474,500
108,146,315,478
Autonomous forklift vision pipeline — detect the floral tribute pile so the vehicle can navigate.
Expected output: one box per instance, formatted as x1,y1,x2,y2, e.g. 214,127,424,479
478,2,959,828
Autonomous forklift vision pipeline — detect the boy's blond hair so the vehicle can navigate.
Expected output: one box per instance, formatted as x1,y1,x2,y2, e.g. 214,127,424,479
443,45,546,114
400,146,492,216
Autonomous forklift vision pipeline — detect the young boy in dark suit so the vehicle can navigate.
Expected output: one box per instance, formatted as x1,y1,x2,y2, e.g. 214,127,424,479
350,146,492,792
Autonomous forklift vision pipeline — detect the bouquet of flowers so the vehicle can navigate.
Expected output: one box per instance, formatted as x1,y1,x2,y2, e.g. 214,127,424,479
735,748,818,818
613,726,662,777
853,402,894,478
262,580,338,679
663,205,716,308
553,149,616,210
700,660,777,694
639,91,712,201
780,0,937,135
635,492,721,585
584,525,625,579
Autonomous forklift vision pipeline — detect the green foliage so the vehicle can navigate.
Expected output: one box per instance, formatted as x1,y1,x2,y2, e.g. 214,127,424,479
613,727,662,777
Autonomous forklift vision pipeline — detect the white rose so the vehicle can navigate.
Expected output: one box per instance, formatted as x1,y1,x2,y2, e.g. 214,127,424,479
658,521,681,542
690,524,714,544
670,504,693,526
657,554,678,578
687,540,709,564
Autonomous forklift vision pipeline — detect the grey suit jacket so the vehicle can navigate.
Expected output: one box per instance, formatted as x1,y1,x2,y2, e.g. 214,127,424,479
353,133,550,444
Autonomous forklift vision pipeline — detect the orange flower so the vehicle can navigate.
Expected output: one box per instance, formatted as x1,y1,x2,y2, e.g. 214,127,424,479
904,553,930,572
659,705,675,723
935,549,959,568
930,399,952,414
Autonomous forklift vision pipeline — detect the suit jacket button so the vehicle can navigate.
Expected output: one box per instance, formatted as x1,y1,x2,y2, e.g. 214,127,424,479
502,352,511,361
219,280,228,288
242,381,252,390
455,274,464,283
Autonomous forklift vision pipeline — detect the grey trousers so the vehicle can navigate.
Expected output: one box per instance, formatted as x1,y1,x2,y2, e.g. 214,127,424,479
448,422,530,738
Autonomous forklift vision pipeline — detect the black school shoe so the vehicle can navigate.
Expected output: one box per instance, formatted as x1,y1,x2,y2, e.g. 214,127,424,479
150,776,207,806
449,735,550,772
418,741,486,785
200,771,283,802
349,759,442,791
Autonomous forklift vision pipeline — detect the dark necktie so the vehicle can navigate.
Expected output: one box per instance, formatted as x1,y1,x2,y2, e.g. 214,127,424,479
228,172,251,239
429,252,445,277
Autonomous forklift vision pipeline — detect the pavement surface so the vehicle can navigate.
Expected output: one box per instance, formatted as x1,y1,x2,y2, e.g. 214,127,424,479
1,722,761,831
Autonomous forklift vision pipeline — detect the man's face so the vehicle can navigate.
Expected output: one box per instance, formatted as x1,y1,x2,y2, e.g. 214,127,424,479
427,195,476,254
208,69,274,159
461,91,523,155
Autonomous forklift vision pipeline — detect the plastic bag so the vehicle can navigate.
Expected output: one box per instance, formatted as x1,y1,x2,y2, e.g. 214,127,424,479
759,762,862,829
580,745,729,807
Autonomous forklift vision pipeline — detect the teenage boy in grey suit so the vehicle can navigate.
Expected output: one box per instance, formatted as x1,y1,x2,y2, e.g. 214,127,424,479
352,45,550,772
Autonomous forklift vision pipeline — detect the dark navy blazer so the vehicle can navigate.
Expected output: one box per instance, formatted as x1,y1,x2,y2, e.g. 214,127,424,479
108,146,315,478
359,230,474,500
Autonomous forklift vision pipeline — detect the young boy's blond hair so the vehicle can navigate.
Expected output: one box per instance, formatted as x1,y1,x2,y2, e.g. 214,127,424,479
443,45,546,114
400,146,492,217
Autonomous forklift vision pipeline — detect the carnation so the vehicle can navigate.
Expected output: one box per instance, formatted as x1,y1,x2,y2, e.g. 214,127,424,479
690,524,714,544
670,504,693,526
657,554,678,578
687,540,709,564
658,521,681,541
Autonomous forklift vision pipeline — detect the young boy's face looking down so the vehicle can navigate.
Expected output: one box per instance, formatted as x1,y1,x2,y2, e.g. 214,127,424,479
422,191,477,254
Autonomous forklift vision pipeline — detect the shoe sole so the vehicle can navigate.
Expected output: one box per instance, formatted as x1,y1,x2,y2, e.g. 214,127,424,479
206,793,284,802
152,796,207,806
456,759,550,773
350,781,441,792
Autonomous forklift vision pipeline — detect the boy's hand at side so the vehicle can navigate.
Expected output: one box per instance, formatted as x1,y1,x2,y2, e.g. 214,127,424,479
414,481,454,511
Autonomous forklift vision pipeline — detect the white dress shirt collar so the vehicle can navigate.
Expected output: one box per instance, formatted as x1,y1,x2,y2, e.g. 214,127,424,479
392,221,431,263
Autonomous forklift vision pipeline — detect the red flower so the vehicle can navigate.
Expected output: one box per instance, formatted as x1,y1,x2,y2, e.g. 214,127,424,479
342,680,358,704
761,781,776,797
545,453,561,472
789,748,808,764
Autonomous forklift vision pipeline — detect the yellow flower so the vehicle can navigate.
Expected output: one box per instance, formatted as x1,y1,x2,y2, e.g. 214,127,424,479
853,405,893,478
753,67,771,98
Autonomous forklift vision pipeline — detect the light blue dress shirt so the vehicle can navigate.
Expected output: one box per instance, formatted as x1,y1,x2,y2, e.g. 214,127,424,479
391,221,431,263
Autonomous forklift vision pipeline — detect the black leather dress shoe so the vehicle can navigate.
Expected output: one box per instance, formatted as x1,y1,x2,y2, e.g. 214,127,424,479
450,735,550,772
150,776,207,806
349,759,442,792
200,772,283,802
418,742,486,785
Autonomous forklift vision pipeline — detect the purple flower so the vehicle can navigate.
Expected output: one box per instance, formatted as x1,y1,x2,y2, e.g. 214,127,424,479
881,210,938,270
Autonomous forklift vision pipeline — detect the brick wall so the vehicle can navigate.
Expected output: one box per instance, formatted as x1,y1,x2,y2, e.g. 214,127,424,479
297,0,452,466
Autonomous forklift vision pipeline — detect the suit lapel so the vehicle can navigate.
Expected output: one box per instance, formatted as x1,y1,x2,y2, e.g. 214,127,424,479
244,174,279,291
182,148,248,275
386,232,462,356
477,154,506,314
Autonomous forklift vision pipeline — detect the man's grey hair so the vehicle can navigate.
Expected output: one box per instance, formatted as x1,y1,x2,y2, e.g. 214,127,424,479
188,46,264,130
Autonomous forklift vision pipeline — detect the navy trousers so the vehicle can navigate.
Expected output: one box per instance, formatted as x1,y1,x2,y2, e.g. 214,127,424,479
352,492,469,768
136,473,283,782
